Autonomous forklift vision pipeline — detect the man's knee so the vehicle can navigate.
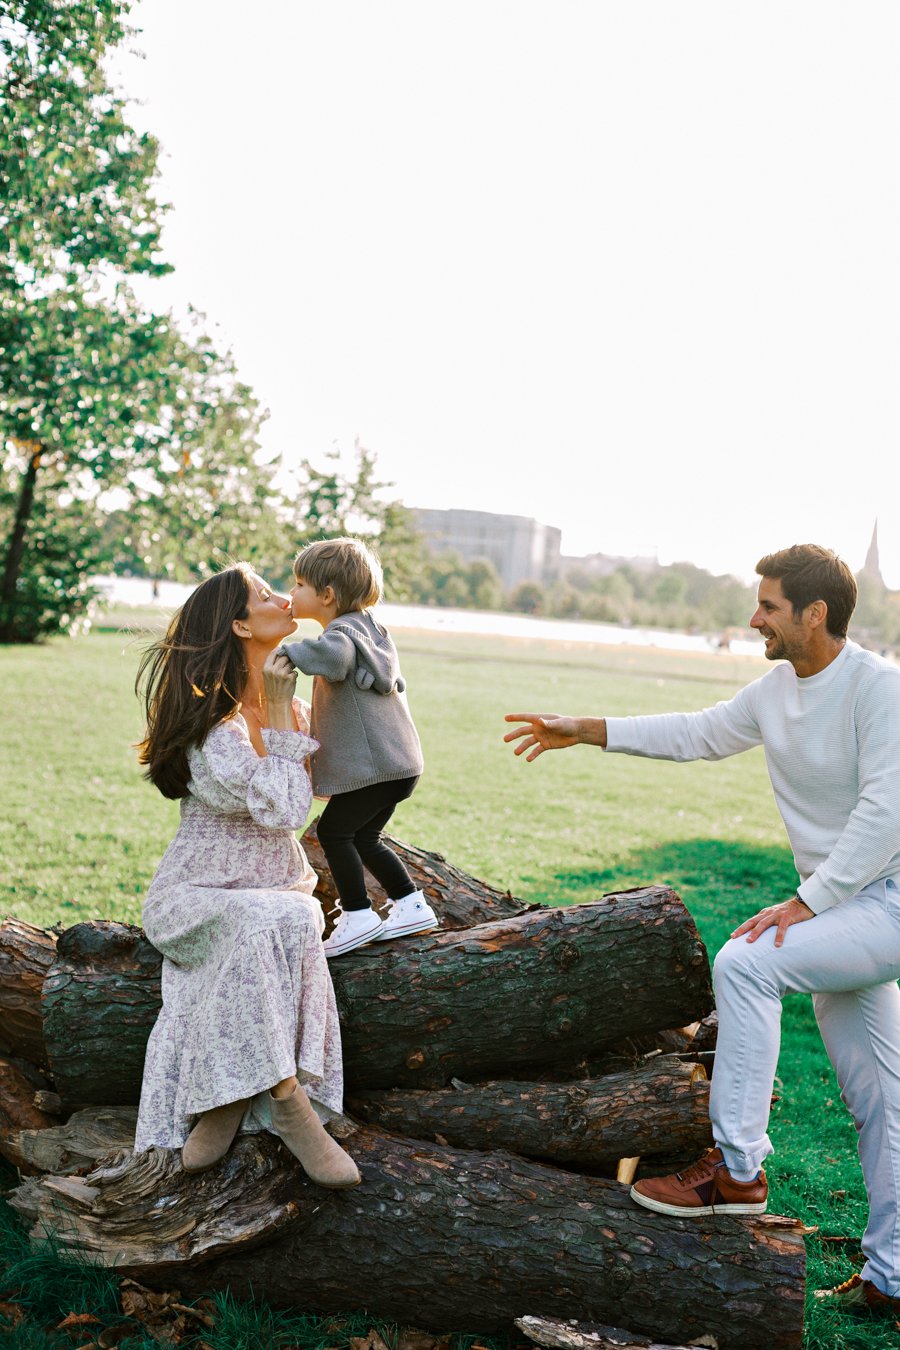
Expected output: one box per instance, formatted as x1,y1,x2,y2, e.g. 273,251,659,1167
713,935,761,991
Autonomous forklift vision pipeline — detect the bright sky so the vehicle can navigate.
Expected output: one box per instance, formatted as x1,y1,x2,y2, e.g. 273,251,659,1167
112,2,900,586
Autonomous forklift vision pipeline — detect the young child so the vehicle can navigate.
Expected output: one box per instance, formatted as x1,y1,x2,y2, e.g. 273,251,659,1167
279,537,438,957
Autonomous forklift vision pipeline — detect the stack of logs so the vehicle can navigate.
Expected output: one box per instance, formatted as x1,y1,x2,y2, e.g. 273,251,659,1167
0,826,806,1350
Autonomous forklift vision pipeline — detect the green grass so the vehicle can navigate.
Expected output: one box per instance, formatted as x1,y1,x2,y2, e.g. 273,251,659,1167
1,623,895,1346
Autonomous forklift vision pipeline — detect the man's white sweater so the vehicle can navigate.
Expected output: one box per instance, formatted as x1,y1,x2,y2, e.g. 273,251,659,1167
604,640,900,913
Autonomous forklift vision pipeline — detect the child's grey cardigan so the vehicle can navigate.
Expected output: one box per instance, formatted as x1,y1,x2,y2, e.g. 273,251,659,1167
279,610,423,797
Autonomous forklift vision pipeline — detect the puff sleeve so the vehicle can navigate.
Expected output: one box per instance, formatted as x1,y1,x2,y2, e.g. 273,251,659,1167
187,718,319,829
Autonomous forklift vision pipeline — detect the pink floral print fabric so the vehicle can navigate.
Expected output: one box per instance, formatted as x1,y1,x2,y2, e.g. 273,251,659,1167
135,700,344,1150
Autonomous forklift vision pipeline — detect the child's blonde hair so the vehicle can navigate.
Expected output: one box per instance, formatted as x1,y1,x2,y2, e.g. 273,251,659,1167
293,537,383,614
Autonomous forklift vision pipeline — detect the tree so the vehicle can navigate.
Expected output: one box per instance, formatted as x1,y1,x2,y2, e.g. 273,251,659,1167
100,317,294,585
378,498,431,602
654,572,687,606
466,558,503,610
0,0,285,640
1,0,165,639
509,581,544,615
286,445,429,601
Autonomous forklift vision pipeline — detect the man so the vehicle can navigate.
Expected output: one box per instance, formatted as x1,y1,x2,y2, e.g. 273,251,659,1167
504,544,900,1315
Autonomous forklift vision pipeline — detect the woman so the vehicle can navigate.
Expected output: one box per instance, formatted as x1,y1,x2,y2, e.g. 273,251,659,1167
134,562,359,1187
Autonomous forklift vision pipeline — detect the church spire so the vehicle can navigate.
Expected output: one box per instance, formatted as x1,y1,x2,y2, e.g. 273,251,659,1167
862,519,884,586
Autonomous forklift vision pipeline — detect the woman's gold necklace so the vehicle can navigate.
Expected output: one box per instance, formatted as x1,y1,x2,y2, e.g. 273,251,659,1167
241,687,268,728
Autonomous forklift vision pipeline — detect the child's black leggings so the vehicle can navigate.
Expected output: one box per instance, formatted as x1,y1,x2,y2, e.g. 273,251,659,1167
316,776,419,911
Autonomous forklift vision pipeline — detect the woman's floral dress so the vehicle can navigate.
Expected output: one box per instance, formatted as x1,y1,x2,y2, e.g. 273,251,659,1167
134,701,343,1150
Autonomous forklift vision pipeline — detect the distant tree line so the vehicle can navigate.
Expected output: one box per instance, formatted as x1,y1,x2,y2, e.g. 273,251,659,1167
404,553,758,635
404,551,900,647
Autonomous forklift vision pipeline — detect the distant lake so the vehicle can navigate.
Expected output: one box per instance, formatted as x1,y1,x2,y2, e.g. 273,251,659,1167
91,574,766,659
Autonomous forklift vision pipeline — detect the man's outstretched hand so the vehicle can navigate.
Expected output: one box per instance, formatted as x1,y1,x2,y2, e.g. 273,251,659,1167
731,896,815,949
504,713,606,761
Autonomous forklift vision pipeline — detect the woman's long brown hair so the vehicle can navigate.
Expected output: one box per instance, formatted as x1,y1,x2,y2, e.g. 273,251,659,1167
136,564,254,799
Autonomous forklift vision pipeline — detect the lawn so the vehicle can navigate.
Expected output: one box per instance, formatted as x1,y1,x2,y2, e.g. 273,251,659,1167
0,619,891,1347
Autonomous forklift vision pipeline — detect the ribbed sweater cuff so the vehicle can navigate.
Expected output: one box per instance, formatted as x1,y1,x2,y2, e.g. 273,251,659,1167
796,877,839,915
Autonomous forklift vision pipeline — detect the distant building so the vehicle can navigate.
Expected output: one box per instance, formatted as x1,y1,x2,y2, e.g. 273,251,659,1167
862,519,885,588
412,508,562,591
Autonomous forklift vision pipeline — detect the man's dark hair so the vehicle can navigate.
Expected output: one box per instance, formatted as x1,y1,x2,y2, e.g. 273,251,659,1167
756,544,857,638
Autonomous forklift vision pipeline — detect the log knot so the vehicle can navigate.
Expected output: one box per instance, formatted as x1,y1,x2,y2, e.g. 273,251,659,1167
554,941,581,972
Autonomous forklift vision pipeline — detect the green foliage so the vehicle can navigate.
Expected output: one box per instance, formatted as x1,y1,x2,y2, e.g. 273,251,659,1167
0,452,101,640
379,497,431,602
407,552,757,633
97,317,292,584
290,446,387,543
0,0,286,641
408,550,504,610
1,1,167,281
286,446,430,600
508,580,543,614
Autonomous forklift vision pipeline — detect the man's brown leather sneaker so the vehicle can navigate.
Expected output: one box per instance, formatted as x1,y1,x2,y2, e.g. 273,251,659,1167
630,1147,768,1217
814,1273,900,1316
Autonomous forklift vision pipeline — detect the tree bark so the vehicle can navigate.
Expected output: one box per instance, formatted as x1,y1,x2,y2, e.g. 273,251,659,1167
348,1056,713,1170
41,920,166,1106
7,1123,805,1349
302,820,530,931
2,1104,138,1177
0,917,56,1069
0,441,41,640
516,1315,707,1350
37,890,713,1104
0,1056,56,1172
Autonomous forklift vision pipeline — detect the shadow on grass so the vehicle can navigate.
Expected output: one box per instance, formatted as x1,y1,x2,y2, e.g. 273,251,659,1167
552,836,797,950
553,835,797,899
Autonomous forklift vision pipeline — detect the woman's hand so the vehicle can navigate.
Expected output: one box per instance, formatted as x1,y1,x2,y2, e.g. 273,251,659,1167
263,650,298,729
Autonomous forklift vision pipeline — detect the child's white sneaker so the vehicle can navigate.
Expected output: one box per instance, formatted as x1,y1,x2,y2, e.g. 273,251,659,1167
375,890,440,940
323,907,384,958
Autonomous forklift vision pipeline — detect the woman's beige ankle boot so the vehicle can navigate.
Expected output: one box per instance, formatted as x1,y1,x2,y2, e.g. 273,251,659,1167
269,1084,361,1188
182,1097,250,1172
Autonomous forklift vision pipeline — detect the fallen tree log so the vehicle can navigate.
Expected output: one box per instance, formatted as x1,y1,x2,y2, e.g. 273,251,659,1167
347,1056,713,1169
336,889,712,1089
302,821,530,930
7,1121,805,1348
0,918,56,1069
36,889,713,1102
